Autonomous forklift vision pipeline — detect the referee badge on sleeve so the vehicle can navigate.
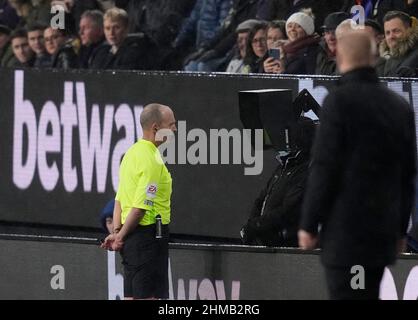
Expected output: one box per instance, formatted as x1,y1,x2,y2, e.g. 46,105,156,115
146,183,158,198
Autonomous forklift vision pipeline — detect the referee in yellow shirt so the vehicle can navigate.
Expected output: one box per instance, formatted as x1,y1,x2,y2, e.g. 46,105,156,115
102,103,176,299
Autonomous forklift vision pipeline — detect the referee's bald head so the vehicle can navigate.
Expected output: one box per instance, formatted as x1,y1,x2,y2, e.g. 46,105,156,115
140,103,170,130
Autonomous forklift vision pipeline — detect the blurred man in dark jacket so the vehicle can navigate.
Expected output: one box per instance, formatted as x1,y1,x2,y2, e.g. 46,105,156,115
299,31,417,300
241,117,315,247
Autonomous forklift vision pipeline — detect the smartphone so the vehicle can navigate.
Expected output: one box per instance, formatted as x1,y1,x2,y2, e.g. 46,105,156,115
268,48,280,60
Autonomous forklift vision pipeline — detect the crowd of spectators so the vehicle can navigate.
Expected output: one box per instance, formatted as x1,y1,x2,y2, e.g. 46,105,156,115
0,0,417,77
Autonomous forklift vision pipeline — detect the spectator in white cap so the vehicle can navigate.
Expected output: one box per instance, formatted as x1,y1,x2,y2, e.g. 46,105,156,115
279,10,320,75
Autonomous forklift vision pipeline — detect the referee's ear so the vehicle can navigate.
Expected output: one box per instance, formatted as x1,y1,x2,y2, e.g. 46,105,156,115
151,122,159,133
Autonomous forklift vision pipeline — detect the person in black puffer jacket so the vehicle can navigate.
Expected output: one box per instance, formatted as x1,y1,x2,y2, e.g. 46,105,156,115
240,117,316,247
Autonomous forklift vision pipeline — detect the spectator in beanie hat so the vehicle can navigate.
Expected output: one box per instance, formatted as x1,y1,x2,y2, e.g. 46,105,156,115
280,10,320,74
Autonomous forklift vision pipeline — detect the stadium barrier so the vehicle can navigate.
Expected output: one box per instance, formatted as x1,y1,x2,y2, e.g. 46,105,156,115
0,237,417,299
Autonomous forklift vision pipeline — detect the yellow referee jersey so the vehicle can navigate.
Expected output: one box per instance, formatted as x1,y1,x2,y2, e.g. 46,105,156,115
115,139,172,225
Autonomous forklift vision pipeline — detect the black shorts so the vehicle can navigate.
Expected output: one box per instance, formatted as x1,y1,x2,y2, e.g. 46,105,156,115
120,224,169,299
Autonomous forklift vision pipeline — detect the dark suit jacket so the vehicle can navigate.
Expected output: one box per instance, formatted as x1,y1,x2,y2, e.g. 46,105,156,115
301,67,417,267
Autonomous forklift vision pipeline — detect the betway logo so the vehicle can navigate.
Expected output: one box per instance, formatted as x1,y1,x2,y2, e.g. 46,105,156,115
13,70,264,193
13,70,144,193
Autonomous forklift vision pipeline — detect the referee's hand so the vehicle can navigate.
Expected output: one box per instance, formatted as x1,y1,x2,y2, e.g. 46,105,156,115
100,234,116,250
111,234,124,251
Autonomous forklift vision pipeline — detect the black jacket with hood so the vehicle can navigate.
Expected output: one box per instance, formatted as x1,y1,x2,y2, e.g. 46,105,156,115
242,150,310,247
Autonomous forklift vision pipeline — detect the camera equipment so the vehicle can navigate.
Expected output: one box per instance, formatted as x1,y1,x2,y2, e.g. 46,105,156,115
292,88,321,119
238,88,321,152
239,89,294,151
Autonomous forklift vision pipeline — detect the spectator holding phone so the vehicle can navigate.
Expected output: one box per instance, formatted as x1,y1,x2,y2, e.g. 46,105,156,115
262,20,287,73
